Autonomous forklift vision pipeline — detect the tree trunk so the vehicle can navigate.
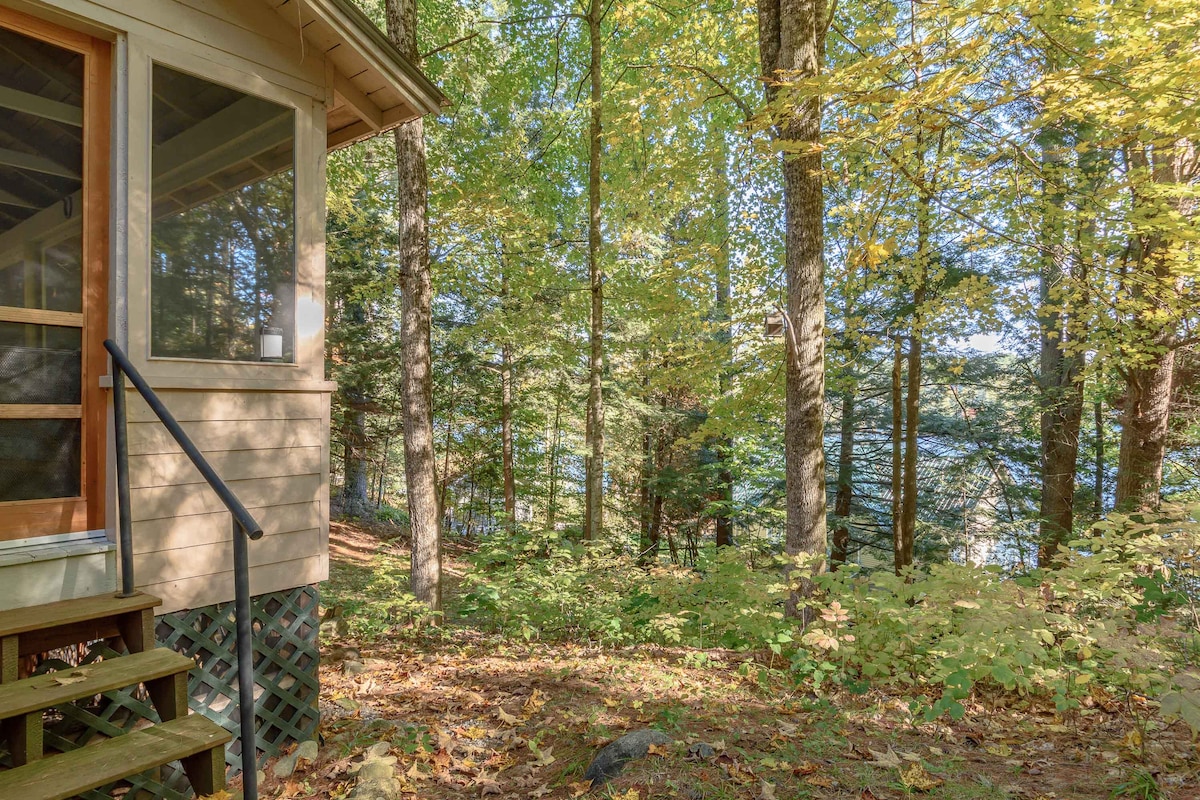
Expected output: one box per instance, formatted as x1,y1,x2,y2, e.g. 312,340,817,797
1094,400,1104,516
582,0,606,541
1116,352,1175,511
546,383,563,529
713,147,735,549
385,0,441,613
1115,140,1197,512
891,336,903,572
758,0,829,615
341,408,372,518
501,342,516,525
1037,128,1084,565
639,371,654,561
831,387,855,569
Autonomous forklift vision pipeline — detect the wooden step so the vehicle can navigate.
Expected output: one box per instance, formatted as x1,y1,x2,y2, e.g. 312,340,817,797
0,648,197,767
0,592,162,681
0,713,232,800
0,647,194,722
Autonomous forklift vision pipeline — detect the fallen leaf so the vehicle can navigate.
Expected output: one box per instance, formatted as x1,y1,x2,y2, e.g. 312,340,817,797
759,780,777,800
496,707,521,726
530,744,556,768
867,748,903,769
529,784,551,798
985,744,1012,758
568,780,593,797
805,774,835,789
792,761,821,776
51,670,89,686
899,763,944,792
523,689,547,716
647,743,670,757
611,790,640,800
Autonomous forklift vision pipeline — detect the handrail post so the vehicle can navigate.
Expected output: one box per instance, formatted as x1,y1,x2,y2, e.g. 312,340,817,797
233,518,258,800
112,365,135,597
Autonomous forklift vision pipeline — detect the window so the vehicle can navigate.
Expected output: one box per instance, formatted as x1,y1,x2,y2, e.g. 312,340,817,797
150,64,296,362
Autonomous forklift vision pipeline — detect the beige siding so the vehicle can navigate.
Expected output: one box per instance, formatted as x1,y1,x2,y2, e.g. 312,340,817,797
125,388,330,614
141,554,329,614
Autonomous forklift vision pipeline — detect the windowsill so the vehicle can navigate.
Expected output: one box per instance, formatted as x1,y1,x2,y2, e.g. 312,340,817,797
0,529,114,566
147,356,298,367
100,375,337,393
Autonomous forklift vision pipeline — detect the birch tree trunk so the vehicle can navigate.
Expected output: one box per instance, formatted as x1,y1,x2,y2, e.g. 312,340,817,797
385,0,441,613
758,0,828,612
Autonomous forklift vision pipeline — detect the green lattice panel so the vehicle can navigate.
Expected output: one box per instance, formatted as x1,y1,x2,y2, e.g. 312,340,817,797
156,585,321,777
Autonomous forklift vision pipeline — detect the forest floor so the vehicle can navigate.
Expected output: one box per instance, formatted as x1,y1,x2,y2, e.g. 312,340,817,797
245,520,1200,800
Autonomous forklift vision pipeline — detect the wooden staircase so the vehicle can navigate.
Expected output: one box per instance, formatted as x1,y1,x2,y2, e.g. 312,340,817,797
0,592,232,800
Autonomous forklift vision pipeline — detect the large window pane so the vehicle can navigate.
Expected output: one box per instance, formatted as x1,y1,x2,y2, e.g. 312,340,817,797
150,64,296,362
0,419,81,501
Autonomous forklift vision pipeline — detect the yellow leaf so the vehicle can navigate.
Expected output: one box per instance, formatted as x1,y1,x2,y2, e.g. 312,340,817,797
899,763,944,792
568,780,593,797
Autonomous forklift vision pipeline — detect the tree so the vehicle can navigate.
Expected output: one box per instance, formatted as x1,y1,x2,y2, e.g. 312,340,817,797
385,0,442,613
757,0,829,610
582,0,606,541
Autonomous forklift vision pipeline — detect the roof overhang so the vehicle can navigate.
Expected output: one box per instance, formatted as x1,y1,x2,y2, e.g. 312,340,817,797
262,0,448,151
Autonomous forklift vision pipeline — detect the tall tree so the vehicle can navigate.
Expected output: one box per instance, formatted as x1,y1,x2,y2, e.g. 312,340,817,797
582,0,606,541
758,0,829,609
385,0,442,612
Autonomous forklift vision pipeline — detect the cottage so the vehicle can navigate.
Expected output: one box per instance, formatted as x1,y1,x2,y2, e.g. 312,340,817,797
0,1,442,796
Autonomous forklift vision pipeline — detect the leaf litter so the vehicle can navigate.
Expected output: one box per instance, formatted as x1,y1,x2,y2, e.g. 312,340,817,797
241,520,1199,800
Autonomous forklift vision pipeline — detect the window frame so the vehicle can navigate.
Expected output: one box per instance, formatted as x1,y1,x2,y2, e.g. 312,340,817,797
123,39,327,387
147,60,300,367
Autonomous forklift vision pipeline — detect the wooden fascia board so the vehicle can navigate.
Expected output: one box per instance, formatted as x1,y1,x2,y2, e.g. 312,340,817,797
307,0,446,118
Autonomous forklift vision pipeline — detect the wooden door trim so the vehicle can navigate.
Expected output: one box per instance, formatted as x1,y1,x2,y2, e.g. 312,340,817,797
0,7,110,538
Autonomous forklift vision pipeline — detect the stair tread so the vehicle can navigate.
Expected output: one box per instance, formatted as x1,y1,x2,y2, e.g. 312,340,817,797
0,648,195,721
0,592,161,639
0,713,231,800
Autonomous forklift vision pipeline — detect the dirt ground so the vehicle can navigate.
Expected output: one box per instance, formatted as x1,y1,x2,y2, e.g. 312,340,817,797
241,521,1200,800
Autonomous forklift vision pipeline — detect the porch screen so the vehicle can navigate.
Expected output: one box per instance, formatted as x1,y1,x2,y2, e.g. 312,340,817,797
149,64,296,363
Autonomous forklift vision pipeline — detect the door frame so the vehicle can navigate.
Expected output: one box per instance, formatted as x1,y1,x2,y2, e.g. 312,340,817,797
0,5,109,540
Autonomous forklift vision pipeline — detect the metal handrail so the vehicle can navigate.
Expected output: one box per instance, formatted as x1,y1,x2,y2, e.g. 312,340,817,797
104,339,263,800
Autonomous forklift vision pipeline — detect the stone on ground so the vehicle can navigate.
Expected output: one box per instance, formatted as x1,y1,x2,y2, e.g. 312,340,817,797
583,729,673,786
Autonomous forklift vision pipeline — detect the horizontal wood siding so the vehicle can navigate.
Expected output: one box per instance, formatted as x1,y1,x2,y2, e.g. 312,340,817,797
126,388,330,614
140,554,329,614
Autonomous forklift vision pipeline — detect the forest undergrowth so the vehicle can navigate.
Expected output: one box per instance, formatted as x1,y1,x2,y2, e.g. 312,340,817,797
249,517,1200,800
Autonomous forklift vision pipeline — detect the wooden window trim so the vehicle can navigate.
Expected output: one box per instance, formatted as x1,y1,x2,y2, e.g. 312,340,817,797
0,7,110,539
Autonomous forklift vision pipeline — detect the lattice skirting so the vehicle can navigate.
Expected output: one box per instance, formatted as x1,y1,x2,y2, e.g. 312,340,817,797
0,585,321,799
157,584,322,779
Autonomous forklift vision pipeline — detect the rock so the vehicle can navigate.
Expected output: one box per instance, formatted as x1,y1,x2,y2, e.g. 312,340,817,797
583,729,673,786
346,744,406,800
687,742,715,761
271,739,318,778
324,645,361,664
